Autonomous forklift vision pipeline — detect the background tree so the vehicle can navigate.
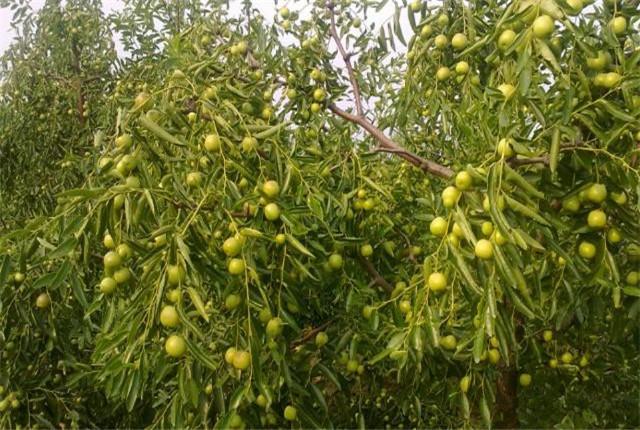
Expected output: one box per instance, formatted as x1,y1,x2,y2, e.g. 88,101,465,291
0,0,638,428
0,0,117,230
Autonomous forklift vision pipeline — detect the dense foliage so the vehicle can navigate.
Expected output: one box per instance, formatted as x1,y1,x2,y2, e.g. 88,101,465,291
0,0,639,428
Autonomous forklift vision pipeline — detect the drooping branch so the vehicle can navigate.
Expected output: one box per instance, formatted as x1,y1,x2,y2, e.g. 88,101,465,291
330,104,454,179
325,4,454,180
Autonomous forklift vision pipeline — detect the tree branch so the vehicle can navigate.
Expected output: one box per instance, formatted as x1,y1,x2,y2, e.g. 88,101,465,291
70,39,85,125
169,200,217,212
290,319,334,349
330,104,454,179
508,155,549,167
358,256,393,293
327,2,363,117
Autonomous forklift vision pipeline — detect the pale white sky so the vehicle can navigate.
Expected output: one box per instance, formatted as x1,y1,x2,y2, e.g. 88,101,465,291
0,1,402,56
0,0,124,53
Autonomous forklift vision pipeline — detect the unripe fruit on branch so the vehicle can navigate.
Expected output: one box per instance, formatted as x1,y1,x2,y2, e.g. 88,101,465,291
165,335,186,358
475,239,494,259
428,272,447,292
532,15,554,39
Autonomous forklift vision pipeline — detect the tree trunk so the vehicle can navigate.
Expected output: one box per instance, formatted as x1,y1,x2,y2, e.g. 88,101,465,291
71,39,85,125
495,366,518,428
495,309,523,428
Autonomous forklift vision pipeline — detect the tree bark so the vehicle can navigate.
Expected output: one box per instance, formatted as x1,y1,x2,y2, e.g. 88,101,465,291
495,311,524,428
495,366,519,428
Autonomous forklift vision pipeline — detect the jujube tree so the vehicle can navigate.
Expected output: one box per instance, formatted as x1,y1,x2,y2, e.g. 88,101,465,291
0,0,638,428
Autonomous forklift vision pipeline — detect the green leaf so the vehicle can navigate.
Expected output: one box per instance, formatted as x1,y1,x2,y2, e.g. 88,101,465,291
368,348,393,365
253,121,288,139
185,338,217,371
622,287,640,298
534,39,561,73
285,234,315,258
317,363,342,390
186,287,209,322
473,325,485,364
56,188,106,199
176,304,205,341
48,237,78,260
32,272,57,290
310,383,328,414
126,369,141,412
51,260,72,290
550,127,560,174
139,115,185,146
594,100,635,123
504,165,544,199
505,195,550,226
393,5,406,46
448,244,482,296
488,164,517,245
481,395,492,429
229,386,248,411
362,176,392,200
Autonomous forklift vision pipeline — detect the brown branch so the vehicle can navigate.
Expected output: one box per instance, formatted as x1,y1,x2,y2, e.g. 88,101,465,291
372,146,431,166
290,319,334,349
246,50,260,69
358,256,393,293
508,155,550,167
70,39,85,126
327,2,363,117
393,228,418,263
632,141,639,168
330,104,454,179
169,199,218,212
230,204,253,218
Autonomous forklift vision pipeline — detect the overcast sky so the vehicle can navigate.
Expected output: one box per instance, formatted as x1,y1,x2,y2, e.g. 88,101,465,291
0,1,402,56
0,0,122,53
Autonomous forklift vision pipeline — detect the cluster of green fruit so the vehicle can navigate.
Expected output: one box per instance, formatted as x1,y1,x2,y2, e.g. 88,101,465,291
412,0,633,100
0,387,20,415
100,235,134,293
412,13,475,84
562,183,624,259
540,330,590,372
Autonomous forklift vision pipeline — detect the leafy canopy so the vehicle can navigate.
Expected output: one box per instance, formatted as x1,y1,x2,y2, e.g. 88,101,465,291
0,0,639,428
